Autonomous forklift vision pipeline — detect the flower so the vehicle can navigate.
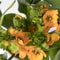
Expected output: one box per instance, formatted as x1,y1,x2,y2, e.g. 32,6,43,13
16,30,30,45
27,49,46,60
56,24,60,32
47,33,60,46
8,27,18,35
43,10,58,27
42,22,54,32
18,45,46,60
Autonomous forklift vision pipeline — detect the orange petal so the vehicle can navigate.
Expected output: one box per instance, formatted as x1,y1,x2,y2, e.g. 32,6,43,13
47,33,60,46
36,53,43,60
27,52,36,60
8,27,17,35
51,33,59,42
39,50,47,58
19,50,27,59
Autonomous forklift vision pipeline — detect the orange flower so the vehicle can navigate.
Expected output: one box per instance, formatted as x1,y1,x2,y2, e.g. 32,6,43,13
18,45,46,60
38,50,47,58
19,46,36,59
25,46,36,59
43,10,58,27
27,48,46,60
16,30,30,45
56,24,60,32
47,33,60,46
42,22,54,32
19,48,27,59
8,27,17,35
36,53,43,60
27,51,36,60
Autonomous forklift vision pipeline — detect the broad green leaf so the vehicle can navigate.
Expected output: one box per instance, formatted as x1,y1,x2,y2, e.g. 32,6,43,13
50,40,60,50
43,54,49,60
2,14,15,28
55,50,60,60
48,40,60,60
45,0,60,9
36,1,50,7
49,49,58,60
18,1,28,16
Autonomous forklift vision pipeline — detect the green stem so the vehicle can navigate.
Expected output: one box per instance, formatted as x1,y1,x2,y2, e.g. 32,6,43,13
0,0,16,28
0,14,5,28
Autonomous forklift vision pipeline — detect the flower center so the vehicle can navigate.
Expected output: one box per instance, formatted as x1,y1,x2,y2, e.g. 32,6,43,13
46,16,52,21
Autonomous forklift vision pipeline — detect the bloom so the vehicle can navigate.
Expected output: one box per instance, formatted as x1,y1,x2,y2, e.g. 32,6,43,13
47,33,60,46
43,10,58,27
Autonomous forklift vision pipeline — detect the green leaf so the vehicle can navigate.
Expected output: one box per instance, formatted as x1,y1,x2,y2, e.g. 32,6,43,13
48,40,60,60
18,1,28,16
8,42,19,53
13,17,26,30
50,40,60,50
0,54,7,60
28,32,47,47
2,14,15,28
13,18,20,28
49,49,58,60
0,40,8,49
45,0,60,9
43,54,49,60
36,1,50,7
36,23,43,32
55,50,60,60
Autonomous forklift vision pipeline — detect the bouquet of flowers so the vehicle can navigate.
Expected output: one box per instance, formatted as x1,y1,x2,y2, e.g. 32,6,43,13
0,0,60,60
